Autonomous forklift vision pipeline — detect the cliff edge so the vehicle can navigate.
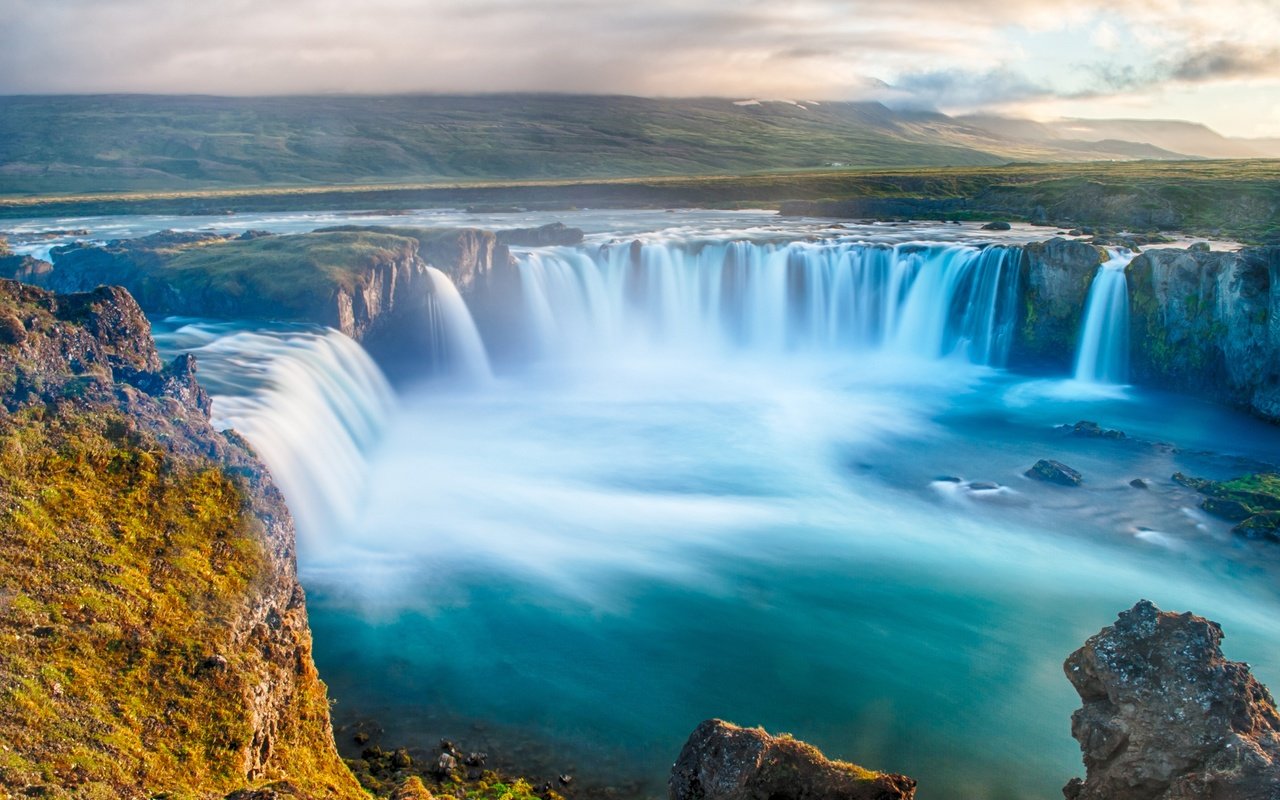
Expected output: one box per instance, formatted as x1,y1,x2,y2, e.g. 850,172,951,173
0,279,362,798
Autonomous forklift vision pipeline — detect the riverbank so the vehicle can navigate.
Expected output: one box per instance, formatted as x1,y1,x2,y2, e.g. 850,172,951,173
2,160,1278,244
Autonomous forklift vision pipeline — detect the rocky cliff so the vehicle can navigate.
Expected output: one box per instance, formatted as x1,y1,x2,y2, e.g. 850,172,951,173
1012,238,1107,369
0,227,519,381
7,229,1279,421
0,279,362,798
1011,239,1279,424
1064,600,1280,800
1127,246,1279,421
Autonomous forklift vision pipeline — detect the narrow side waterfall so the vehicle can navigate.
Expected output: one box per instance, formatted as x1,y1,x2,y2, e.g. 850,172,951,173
154,323,396,548
510,241,1021,366
1073,250,1134,384
423,266,493,383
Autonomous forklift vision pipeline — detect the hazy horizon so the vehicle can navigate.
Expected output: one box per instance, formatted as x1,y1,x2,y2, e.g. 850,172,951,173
2,0,1277,139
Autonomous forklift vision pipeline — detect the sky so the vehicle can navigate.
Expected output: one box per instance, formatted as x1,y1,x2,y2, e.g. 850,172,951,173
2,0,1278,137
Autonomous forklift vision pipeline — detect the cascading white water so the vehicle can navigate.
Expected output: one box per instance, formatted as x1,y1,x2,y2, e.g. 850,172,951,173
512,241,1021,366
1073,249,1135,384
154,323,396,548
423,266,494,383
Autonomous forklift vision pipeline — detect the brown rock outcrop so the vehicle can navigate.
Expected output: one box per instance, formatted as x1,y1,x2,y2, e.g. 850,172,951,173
669,719,916,800
0,279,361,797
1064,600,1280,800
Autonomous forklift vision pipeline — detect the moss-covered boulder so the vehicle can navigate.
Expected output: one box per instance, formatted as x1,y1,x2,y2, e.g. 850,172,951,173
0,279,362,798
1176,471,1280,541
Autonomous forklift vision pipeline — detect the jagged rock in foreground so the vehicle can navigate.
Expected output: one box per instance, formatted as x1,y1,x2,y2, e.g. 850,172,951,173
1064,600,1280,800
669,719,916,800
0,279,361,798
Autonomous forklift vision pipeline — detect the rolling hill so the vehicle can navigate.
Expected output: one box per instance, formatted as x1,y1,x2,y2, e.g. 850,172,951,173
0,94,1272,196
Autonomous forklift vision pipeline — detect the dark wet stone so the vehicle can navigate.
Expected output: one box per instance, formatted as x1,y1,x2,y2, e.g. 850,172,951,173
434,752,457,777
1026,459,1083,486
1173,472,1216,491
1202,496,1253,522
1070,420,1126,439
1235,512,1280,541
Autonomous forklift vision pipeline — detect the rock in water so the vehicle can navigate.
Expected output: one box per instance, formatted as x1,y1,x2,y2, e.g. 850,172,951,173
981,221,1012,230
669,719,916,800
495,222,585,247
1069,420,1126,440
1026,459,1084,486
1063,600,1280,800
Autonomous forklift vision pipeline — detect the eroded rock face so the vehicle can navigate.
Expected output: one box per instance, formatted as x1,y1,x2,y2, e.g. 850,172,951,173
0,279,361,796
1064,600,1280,800
1128,247,1279,422
1012,238,1106,369
669,719,916,800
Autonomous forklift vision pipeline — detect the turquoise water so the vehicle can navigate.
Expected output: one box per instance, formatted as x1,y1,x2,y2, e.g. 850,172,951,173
136,217,1280,800
300,353,1280,800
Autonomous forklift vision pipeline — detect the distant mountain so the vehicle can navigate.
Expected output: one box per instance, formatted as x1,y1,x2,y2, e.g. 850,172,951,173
0,94,1269,196
961,115,1280,160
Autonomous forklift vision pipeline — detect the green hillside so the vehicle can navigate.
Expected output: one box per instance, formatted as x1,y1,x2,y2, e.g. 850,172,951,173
0,93,1019,195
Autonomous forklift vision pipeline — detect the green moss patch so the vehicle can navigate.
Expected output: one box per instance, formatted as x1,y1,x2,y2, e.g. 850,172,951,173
1181,472,1280,541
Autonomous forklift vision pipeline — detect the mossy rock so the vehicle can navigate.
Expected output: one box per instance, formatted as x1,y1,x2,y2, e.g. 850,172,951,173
1235,512,1280,541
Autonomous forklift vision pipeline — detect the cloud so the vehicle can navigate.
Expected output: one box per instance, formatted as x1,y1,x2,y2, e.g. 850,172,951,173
0,0,1275,135
1167,43,1280,82
889,68,1059,109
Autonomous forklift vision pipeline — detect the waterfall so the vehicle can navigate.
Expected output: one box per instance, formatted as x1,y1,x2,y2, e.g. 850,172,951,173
424,266,493,383
510,241,1021,366
154,323,396,548
1073,250,1134,384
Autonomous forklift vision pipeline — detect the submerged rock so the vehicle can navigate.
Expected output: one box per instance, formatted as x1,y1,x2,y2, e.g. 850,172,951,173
981,221,1012,230
1172,472,1280,541
669,719,916,800
1026,459,1084,486
1063,600,1280,800
1069,420,1126,440
1236,512,1280,541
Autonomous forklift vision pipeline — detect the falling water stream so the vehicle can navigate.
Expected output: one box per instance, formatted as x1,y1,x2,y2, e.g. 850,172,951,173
1073,250,1134,384
142,227,1280,800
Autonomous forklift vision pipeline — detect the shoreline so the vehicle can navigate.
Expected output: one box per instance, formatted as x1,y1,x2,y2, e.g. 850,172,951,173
1,160,1278,245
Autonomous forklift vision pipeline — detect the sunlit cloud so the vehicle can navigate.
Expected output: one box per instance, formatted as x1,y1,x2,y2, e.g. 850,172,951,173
0,0,1277,135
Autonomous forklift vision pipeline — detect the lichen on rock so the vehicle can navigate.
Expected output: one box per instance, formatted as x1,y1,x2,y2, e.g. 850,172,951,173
0,278,362,798
1064,600,1280,800
669,719,916,800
